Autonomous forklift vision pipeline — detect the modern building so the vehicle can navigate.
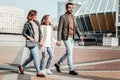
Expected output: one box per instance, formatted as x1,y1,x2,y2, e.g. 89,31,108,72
0,4,25,46
0,4,24,34
116,0,120,38
75,0,118,46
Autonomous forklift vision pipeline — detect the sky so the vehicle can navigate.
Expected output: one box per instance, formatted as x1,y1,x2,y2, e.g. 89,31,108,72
0,0,59,20
0,0,83,22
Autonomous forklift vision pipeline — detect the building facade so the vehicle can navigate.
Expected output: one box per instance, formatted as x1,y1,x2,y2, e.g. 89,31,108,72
0,4,24,34
75,0,118,46
0,4,25,46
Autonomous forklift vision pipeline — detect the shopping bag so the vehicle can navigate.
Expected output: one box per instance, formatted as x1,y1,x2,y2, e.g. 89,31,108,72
12,47,30,65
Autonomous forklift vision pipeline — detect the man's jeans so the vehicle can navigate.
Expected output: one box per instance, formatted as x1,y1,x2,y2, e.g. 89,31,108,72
22,43,40,73
40,47,54,70
57,37,74,71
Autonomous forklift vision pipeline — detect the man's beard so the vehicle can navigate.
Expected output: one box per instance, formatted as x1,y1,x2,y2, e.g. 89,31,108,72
67,10,73,14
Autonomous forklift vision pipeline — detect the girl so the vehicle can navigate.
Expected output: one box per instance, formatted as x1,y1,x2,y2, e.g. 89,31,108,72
40,15,56,75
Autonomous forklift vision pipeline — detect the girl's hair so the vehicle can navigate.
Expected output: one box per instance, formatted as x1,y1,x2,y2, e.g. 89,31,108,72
27,10,37,20
41,15,51,25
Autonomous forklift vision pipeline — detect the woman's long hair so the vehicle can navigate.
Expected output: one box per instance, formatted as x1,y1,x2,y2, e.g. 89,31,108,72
40,15,51,25
27,10,37,21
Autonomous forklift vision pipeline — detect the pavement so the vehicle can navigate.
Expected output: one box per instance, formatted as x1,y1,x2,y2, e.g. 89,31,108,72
0,45,120,80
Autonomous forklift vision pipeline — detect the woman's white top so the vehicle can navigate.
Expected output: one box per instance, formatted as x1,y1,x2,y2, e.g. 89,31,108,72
32,22,39,42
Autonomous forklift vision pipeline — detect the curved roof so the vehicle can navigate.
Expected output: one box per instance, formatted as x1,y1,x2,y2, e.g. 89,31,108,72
75,0,117,16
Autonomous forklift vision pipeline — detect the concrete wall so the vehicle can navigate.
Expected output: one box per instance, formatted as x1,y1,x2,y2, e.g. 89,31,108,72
0,34,25,46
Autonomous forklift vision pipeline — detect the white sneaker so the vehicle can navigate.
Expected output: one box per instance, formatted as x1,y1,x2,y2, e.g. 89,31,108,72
46,69,53,75
40,70,47,75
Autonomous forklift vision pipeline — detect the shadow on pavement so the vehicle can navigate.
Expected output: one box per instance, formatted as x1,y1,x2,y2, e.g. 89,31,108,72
0,64,120,80
17,74,31,80
0,64,18,75
52,70,120,80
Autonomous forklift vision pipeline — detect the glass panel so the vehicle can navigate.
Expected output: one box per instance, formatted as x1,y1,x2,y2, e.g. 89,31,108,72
78,16,85,32
118,14,120,22
119,6,120,15
91,0,100,13
77,1,84,14
99,0,108,12
84,15,93,31
84,0,93,14
119,0,120,5
105,12,115,30
113,0,118,11
90,14,100,32
76,17,84,32
79,0,90,14
97,13,108,31
80,16,88,32
78,18,85,32
113,12,116,23
107,0,115,12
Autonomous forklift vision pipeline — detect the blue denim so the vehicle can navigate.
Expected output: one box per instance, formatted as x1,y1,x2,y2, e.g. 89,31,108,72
40,47,54,70
22,43,40,73
57,37,74,71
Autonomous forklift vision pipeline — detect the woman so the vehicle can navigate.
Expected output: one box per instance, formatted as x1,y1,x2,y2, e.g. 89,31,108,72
18,10,45,77
40,15,56,75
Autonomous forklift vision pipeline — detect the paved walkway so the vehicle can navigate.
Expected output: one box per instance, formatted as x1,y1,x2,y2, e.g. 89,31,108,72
0,46,120,80
0,64,120,80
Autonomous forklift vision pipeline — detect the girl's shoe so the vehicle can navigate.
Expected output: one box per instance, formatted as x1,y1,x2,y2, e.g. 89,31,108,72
46,69,52,75
40,70,47,75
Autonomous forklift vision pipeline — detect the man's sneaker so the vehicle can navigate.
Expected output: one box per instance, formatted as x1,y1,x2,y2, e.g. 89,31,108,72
46,69,52,75
40,70,47,75
69,70,78,75
54,64,61,72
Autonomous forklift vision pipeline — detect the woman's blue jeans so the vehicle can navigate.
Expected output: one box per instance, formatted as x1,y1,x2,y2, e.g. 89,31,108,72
22,43,40,73
40,47,54,70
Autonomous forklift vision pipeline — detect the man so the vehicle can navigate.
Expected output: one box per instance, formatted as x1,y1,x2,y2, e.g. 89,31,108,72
55,3,83,75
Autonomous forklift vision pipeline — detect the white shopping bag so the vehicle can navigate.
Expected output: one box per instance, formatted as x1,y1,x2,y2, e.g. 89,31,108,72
12,47,30,65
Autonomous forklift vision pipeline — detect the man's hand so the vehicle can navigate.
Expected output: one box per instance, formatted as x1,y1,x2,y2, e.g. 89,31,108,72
80,36,84,41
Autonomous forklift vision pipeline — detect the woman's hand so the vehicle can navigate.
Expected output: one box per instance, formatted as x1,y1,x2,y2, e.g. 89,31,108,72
27,36,35,42
80,36,84,41
39,42,43,49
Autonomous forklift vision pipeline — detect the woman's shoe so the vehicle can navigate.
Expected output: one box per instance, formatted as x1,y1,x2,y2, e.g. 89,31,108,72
36,73,46,77
18,65,24,74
